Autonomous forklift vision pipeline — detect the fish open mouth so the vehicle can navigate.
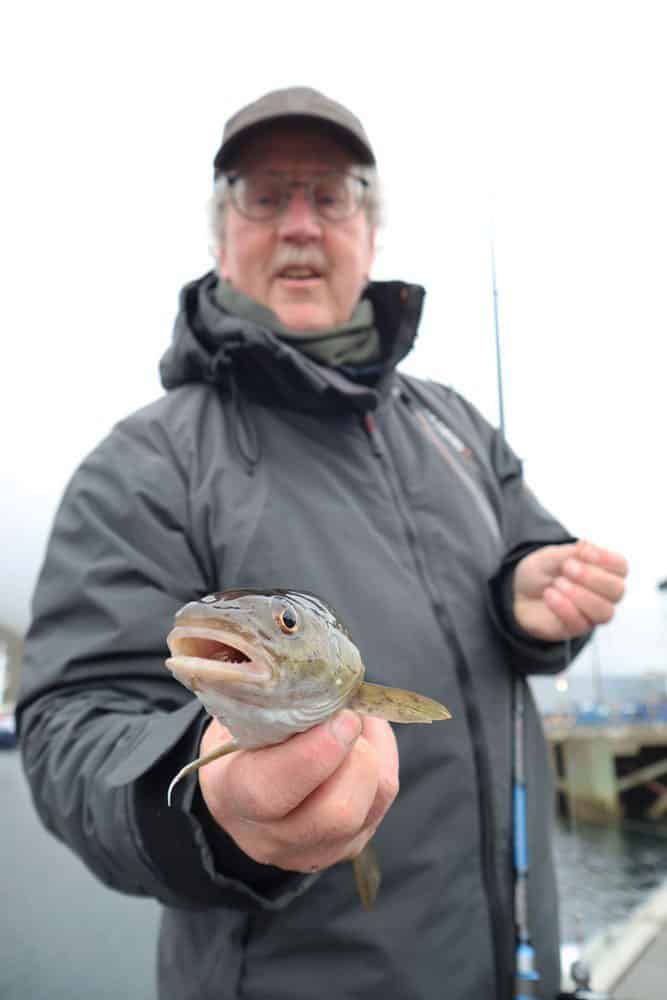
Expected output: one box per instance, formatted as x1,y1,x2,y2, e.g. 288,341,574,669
165,626,274,690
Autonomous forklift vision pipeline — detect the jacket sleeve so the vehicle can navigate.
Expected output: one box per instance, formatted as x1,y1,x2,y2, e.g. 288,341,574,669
487,541,590,674
432,384,593,674
17,411,316,911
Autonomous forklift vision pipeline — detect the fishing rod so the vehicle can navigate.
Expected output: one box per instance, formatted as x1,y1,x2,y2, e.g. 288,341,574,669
490,240,610,1000
490,239,539,999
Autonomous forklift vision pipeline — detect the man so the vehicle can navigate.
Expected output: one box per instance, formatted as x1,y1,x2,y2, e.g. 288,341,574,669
18,87,627,1000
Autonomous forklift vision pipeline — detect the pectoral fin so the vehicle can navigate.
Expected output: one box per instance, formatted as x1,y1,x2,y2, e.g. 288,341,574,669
352,841,382,911
348,682,451,724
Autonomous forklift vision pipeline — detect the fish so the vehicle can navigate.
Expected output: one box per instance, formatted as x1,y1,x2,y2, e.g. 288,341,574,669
164,589,451,908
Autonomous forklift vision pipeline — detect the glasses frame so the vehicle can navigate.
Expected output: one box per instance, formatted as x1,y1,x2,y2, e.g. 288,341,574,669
224,170,370,223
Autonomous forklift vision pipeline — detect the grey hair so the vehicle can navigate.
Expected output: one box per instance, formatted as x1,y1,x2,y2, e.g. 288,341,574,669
208,165,383,258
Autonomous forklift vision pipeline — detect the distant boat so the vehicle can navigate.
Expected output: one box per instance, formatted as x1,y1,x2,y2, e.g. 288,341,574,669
0,711,16,749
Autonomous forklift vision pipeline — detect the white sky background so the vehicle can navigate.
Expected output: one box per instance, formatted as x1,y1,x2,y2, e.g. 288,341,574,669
2,1,666,677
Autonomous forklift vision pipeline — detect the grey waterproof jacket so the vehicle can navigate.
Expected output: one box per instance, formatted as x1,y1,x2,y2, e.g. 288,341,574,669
19,274,579,1000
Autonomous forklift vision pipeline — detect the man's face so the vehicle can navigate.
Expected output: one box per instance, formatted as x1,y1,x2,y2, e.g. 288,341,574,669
217,124,377,331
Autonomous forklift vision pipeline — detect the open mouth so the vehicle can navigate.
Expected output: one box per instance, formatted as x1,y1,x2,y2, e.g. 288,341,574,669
165,626,274,689
277,267,323,282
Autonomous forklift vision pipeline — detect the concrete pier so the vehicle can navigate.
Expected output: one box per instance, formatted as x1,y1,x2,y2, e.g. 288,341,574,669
578,878,667,998
548,723,667,826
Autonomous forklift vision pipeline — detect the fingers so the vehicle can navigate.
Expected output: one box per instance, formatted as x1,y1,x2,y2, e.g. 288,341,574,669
515,539,629,641
549,542,628,633
522,541,628,592
526,543,579,582
261,720,398,872
561,557,626,603
358,716,400,829
255,734,382,871
543,540,628,635
572,540,629,580
542,585,591,637
198,713,399,874
204,710,363,823
548,577,612,629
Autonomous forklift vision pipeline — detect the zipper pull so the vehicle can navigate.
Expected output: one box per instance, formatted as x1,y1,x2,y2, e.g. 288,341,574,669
362,412,384,458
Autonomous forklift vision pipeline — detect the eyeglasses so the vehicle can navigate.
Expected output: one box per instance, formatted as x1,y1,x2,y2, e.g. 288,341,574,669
225,170,369,223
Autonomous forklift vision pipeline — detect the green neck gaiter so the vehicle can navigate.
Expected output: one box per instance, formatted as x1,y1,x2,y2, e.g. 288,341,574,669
214,279,381,368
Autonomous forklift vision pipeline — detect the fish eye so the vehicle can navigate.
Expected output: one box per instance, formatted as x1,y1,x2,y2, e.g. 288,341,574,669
277,604,299,634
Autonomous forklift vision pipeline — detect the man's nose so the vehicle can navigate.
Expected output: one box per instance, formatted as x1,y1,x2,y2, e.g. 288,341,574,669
276,188,323,242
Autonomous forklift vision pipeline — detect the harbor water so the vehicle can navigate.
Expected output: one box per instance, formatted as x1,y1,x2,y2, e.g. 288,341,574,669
553,814,667,944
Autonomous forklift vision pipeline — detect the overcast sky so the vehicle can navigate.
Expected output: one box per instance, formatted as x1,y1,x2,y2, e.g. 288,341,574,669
2,2,666,679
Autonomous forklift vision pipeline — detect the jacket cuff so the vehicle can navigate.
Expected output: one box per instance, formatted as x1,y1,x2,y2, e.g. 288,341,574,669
110,701,317,909
488,538,591,674
189,784,318,901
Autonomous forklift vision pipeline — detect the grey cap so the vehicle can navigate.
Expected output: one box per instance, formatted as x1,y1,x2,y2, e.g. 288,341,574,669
213,86,376,175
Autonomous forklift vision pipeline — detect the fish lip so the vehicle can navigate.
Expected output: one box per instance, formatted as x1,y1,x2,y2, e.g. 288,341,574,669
165,655,274,688
165,625,276,687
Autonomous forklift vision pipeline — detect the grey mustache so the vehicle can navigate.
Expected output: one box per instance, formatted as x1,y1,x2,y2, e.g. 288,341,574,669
272,248,328,274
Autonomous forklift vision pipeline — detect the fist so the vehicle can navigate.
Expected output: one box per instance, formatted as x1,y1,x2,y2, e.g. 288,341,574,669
198,710,399,873
513,540,628,641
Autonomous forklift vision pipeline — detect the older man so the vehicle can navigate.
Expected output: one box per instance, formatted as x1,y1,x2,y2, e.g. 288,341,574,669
18,88,627,1000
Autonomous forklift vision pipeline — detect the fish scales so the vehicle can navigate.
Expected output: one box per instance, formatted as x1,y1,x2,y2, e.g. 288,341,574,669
164,588,451,908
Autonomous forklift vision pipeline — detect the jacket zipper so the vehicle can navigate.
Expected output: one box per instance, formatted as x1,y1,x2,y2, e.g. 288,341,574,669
361,409,511,1000
412,409,502,548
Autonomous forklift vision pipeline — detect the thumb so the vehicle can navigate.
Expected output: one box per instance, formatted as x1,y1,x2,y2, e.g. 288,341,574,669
529,542,578,578
216,711,363,822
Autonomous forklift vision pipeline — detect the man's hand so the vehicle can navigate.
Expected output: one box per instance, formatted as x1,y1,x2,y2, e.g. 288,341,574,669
198,711,399,874
513,540,628,642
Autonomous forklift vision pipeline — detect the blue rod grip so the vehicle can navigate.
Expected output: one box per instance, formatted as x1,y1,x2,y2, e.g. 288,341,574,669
513,782,528,874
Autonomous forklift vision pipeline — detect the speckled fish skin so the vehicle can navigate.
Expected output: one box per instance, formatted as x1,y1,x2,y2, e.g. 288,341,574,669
164,588,451,909
165,589,368,747
165,588,451,742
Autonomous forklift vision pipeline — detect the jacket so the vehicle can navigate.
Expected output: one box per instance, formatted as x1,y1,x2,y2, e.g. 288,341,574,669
18,273,580,1000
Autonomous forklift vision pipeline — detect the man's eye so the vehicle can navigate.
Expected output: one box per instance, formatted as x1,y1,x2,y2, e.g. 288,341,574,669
245,182,282,207
314,182,344,206
252,191,281,207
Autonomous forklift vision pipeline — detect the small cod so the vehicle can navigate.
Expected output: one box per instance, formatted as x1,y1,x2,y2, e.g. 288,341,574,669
164,589,451,908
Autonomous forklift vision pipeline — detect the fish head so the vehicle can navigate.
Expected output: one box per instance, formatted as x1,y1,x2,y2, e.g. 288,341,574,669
165,589,364,719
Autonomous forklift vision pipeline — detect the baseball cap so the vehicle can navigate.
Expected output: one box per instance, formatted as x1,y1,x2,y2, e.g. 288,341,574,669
213,86,376,175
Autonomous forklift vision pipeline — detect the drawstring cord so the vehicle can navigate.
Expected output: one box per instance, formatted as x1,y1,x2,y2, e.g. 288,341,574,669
204,344,261,474
228,376,261,473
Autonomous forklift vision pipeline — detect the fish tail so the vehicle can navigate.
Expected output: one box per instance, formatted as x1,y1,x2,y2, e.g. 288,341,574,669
353,841,382,910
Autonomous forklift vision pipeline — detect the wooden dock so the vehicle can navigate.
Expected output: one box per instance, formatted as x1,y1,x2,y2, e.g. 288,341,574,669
546,722,667,826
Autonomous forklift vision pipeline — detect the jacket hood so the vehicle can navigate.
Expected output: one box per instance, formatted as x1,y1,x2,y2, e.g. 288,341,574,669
159,272,425,414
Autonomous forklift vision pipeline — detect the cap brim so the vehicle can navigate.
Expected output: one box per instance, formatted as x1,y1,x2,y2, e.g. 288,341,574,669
213,114,375,175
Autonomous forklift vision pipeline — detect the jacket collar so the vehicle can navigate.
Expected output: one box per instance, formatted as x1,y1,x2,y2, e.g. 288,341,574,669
159,271,426,414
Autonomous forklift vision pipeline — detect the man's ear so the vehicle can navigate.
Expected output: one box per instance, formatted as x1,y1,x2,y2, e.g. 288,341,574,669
366,225,378,279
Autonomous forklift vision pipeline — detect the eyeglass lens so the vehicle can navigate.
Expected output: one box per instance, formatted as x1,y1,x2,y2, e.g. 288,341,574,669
230,172,365,222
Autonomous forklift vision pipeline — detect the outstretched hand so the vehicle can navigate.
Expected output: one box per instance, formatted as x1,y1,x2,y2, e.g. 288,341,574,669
513,540,628,642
